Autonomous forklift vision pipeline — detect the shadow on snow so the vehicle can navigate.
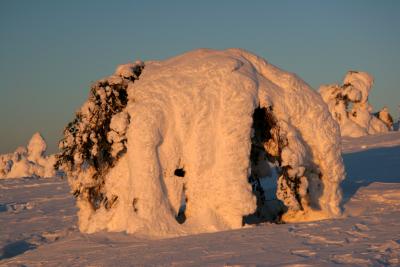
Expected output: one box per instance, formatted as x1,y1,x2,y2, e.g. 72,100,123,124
0,240,37,260
341,145,400,206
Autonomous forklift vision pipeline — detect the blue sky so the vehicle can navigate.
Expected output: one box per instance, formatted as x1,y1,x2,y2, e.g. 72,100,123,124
1,0,399,153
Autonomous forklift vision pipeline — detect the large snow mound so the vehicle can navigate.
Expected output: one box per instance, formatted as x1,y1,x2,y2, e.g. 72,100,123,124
0,133,57,179
319,71,390,137
58,48,345,237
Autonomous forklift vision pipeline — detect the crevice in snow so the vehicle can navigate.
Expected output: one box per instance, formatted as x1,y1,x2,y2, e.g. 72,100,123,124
104,194,118,210
132,198,138,213
244,105,324,224
174,168,185,177
244,106,285,224
175,184,187,224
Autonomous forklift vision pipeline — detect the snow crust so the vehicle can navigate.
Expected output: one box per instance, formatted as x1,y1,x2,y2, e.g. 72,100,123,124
0,133,56,179
67,48,345,237
319,71,389,137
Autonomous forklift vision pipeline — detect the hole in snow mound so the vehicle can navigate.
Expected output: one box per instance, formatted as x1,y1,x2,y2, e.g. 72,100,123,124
243,107,285,225
176,205,186,224
132,198,138,213
174,168,185,177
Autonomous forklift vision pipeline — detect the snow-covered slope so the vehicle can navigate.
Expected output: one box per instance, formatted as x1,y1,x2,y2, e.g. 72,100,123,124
58,48,344,237
1,132,399,266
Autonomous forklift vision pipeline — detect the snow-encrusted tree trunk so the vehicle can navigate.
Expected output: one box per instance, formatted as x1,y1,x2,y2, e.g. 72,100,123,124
57,49,345,237
319,71,389,137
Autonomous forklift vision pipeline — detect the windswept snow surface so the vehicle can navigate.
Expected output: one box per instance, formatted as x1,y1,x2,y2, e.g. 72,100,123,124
1,133,400,266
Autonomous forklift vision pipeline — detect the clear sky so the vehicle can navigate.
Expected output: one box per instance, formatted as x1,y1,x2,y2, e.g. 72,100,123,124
1,0,400,153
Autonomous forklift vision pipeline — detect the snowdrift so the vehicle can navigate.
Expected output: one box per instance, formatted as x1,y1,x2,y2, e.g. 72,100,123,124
319,71,390,137
0,133,57,179
57,48,345,237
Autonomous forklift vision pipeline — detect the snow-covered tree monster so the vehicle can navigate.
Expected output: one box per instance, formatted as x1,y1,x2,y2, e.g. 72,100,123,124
57,49,345,237
319,71,389,137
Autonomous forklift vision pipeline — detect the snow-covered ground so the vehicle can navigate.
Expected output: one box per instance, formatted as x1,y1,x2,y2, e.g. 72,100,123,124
1,132,400,266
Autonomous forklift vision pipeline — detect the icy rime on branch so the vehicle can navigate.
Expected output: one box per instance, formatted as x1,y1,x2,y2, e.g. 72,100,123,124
55,61,144,210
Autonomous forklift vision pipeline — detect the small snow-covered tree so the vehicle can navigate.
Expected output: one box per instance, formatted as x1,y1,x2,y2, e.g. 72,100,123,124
27,132,47,162
319,71,389,137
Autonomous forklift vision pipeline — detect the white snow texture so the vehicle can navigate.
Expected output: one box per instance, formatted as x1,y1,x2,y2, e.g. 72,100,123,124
319,71,389,137
0,133,56,179
69,49,345,237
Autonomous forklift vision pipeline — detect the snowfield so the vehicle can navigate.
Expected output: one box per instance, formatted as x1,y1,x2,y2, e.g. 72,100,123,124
1,132,399,266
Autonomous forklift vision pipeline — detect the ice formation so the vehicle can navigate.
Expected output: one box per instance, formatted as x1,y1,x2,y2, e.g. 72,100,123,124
57,48,345,237
319,71,389,137
0,133,57,179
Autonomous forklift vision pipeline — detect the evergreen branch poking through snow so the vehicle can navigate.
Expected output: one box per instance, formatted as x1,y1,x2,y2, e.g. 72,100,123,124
55,61,144,210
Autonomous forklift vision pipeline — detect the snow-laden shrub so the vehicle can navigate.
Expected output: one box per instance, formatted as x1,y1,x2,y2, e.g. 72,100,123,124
0,133,56,178
55,61,144,210
58,49,345,238
319,71,389,137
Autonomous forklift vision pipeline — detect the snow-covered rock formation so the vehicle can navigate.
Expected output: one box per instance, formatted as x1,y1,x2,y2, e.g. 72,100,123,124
319,71,389,137
57,48,345,237
0,133,57,179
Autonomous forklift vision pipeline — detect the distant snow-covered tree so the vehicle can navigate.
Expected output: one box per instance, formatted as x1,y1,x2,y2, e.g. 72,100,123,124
319,71,389,137
0,133,56,178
